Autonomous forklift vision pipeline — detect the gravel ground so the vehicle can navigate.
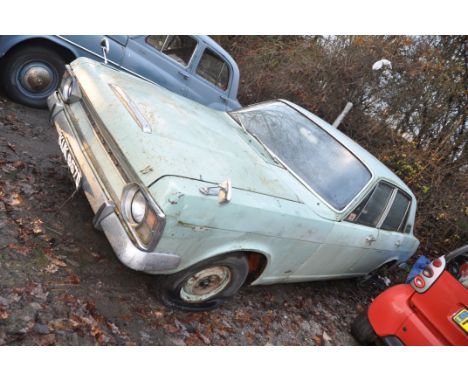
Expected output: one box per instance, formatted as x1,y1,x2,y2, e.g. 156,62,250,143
0,95,394,346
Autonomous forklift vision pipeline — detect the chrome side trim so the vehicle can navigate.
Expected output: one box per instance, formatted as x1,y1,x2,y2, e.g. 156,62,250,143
80,91,141,184
376,187,398,228
56,35,159,86
109,83,152,133
56,36,121,67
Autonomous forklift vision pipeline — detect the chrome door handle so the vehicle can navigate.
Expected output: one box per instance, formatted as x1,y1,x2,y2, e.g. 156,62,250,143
394,240,401,247
366,234,377,244
219,95,228,103
178,71,191,80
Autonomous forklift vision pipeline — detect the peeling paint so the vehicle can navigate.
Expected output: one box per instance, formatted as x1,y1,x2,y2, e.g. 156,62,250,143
140,165,153,174
167,192,184,205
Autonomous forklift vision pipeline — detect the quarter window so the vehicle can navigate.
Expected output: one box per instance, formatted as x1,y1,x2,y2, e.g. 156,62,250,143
381,191,411,232
346,182,394,227
146,35,197,66
196,49,230,90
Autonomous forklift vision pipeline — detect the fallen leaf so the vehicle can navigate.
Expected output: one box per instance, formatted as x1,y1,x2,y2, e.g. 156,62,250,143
8,244,30,255
197,331,211,345
150,310,164,319
12,160,25,169
162,323,179,334
107,322,121,335
67,275,80,285
45,264,59,274
0,309,9,320
321,331,333,346
34,333,56,346
50,258,67,267
313,335,322,346
7,142,16,153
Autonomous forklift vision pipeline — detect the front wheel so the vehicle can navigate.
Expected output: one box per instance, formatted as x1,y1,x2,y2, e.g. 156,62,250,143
157,253,249,311
0,46,66,108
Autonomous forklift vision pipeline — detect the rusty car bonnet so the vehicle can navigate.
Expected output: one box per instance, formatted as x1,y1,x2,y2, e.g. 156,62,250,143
72,59,303,204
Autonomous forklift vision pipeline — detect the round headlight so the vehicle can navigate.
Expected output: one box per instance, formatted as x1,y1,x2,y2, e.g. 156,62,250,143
131,191,147,224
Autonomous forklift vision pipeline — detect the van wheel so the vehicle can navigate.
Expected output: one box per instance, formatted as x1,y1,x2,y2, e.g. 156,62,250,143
1,46,66,108
157,253,249,312
351,312,378,345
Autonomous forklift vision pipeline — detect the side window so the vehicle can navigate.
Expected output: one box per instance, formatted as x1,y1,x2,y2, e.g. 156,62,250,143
196,49,230,90
345,182,394,227
381,191,411,232
146,35,197,66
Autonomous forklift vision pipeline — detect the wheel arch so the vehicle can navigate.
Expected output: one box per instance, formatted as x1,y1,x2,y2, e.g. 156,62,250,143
173,248,270,287
0,36,77,64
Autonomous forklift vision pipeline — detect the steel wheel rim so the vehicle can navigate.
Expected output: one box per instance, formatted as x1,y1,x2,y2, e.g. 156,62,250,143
180,266,232,302
16,61,58,98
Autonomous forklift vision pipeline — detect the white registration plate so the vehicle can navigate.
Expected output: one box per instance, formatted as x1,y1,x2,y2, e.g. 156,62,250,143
58,132,82,189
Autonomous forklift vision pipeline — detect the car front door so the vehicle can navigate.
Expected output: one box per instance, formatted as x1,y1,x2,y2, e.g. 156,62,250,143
59,35,126,66
121,35,198,97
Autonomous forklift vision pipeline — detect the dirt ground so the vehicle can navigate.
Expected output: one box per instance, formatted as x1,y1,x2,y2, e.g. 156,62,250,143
0,95,396,346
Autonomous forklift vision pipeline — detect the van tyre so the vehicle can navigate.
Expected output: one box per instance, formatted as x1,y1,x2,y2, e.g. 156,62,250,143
157,253,249,312
1,46,66,108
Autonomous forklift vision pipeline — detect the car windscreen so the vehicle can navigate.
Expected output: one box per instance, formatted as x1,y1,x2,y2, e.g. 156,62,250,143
231,102,372,210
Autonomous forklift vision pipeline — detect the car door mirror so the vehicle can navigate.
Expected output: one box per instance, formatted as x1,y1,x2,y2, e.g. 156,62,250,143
100,37,110,64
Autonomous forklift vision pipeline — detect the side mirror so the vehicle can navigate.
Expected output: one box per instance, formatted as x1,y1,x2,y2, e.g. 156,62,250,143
100,37,110,64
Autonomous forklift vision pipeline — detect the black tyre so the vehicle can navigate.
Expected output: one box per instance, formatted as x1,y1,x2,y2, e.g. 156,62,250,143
157,253,249,312
0,46,66,108
351,312,378,345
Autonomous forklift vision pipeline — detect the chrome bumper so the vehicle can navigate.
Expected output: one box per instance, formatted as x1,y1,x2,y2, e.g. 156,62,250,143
47,91,180,273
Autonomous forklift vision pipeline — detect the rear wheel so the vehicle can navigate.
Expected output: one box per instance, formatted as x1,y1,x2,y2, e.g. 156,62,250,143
157,253,249,312
1,46,66,108
351,312,378,345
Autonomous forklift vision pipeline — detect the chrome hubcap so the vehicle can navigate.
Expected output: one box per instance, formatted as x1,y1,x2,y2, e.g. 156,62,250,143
180,266,232,302
22,66,52,92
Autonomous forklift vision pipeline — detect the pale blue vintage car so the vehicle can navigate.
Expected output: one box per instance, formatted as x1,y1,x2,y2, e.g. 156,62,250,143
0,35,240,110
48,57,420,311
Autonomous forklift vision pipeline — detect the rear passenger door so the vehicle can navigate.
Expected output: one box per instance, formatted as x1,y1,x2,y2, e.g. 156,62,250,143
187,46,234,110
373,188,414,262
345,181,413,273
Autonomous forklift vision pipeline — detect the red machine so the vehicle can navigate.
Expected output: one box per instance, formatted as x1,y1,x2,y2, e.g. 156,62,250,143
352,245,468,345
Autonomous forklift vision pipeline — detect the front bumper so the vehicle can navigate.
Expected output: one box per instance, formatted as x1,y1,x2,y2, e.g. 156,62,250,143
47,91,180,273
